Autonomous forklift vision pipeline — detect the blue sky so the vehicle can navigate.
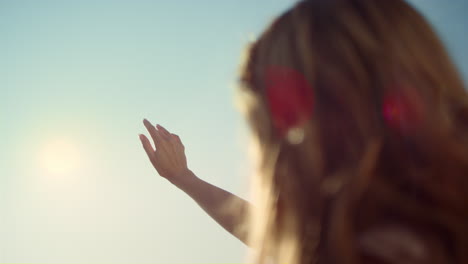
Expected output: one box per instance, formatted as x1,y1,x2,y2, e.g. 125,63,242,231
0,0,467,263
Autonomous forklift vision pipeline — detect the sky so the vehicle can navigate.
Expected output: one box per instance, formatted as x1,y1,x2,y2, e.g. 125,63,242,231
0,0,467,263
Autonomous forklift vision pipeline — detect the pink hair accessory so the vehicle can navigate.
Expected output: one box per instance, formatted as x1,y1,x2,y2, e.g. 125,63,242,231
382,86,425,135
264,66,315,137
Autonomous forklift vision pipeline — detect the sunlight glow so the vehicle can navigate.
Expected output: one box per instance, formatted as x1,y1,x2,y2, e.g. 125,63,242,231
39,138,81,175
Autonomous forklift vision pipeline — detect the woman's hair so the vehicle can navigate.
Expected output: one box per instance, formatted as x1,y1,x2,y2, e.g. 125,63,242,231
237,0,468,263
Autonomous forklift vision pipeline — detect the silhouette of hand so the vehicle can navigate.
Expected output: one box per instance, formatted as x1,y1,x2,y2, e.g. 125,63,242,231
140,119,190,183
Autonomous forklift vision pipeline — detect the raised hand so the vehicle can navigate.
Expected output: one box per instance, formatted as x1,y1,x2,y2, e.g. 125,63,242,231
138,119,251,245
139,119,190,183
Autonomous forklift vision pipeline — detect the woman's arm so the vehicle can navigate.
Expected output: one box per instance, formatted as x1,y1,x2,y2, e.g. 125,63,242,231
139,119,251,245
170,169,250,244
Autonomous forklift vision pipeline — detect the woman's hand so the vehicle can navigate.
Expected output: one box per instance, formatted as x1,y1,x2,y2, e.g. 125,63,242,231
139,119,251,245
139,119,191,184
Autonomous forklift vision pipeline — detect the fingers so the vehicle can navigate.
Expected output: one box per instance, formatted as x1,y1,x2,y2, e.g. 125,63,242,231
171,133,181,142
143,119,164,147
156,124,171,140
139,134,155,159
171,133,184,150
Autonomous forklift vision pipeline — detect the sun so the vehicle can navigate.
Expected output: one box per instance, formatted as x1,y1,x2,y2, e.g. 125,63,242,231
39,138,81,174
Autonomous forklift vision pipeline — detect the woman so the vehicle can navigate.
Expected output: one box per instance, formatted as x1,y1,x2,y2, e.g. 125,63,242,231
139,0,468,263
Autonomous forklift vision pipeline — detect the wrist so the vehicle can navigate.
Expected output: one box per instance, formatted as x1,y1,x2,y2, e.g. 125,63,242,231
168,169,199,191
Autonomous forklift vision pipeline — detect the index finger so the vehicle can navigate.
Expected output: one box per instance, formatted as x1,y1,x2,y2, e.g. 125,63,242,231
143,119,164,148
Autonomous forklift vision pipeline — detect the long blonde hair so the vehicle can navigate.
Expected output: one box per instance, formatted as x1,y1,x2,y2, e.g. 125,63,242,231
238,0,468,263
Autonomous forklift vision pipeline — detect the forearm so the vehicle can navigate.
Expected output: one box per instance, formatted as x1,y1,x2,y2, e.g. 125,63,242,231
169,170,252,245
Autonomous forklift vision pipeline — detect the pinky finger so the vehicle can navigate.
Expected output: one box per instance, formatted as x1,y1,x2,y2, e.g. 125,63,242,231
172,133,184,149
171,133,180,141
140,134,155,159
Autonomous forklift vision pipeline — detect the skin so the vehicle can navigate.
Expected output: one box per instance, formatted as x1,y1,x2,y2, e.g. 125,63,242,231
139,119,251,245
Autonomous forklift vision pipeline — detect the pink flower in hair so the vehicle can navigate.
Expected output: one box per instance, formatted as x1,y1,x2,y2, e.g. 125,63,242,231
382,86,425,135
264,66,314,136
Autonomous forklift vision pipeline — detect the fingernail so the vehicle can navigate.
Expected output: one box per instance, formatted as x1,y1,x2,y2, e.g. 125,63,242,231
144,119,153,126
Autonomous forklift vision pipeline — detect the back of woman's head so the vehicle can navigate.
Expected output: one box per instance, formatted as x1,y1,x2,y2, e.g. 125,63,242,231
238,0,468,263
